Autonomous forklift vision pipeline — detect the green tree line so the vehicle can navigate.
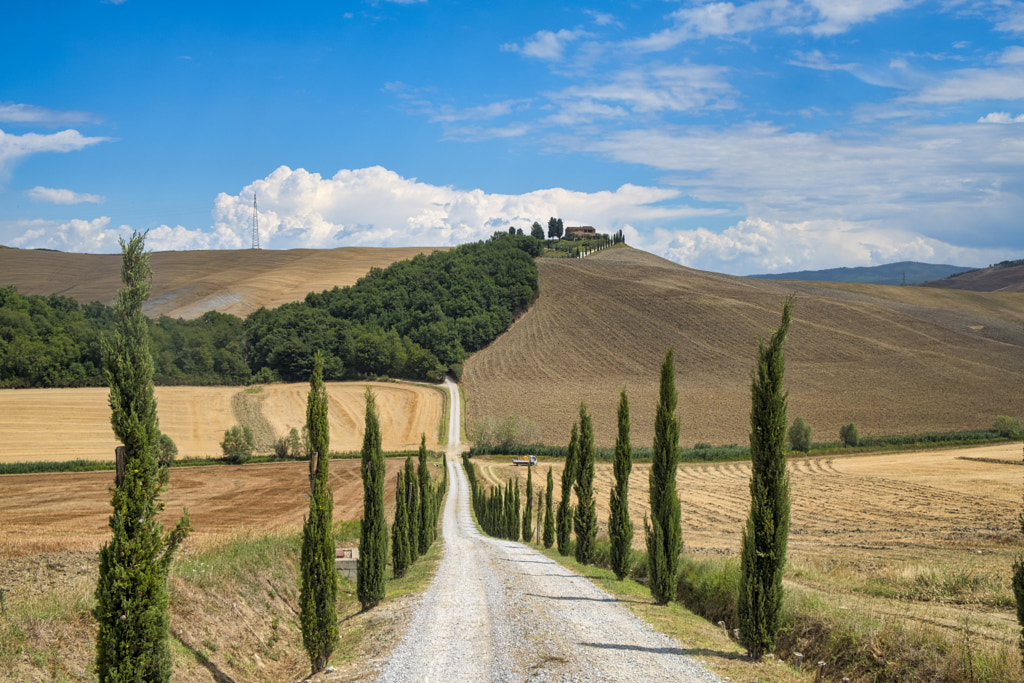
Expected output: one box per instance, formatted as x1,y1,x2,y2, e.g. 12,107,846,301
0,233,539,388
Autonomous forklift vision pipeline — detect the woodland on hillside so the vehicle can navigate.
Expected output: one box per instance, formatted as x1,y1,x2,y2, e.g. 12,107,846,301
0,233,539,388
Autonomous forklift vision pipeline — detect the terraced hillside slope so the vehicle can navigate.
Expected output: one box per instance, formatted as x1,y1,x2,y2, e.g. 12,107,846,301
462,246,1024,447
0,245,439,319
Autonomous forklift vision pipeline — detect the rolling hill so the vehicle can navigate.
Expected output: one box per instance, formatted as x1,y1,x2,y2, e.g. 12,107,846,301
3,243,1022,451
748,260,973,286
0,244,440,319
461,246,1024,448
919,260,1024,293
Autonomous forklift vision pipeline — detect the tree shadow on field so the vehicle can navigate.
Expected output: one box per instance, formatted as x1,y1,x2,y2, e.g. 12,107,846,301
173,633,237,683
579,641,748,661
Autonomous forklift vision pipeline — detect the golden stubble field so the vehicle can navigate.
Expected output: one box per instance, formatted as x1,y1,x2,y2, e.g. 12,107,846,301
475,442,1024,647
0,381,444,463
462,246,1024,449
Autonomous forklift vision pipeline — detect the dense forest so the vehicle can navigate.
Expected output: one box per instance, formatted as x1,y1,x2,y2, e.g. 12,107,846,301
0,233,540,388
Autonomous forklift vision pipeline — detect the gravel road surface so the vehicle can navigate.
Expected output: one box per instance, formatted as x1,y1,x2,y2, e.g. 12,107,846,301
378,379,721,682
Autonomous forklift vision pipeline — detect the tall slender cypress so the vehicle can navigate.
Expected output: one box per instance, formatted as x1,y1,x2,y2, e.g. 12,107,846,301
645,348,681,604
405,454,420,564
1013,451,1024,665
522,465,534,543
418,434,432,554
543,467,555,548
574,404,597,565
391,471,411,578
300,352,338,673
357,388,387,609
557,422,578,555
513,478,522,541
738,299,793,659
94,232,190,683
610,389,634,580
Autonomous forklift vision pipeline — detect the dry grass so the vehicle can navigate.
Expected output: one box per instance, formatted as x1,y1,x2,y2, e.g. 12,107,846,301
0,381,444,463
462,246,1024,448
0,244,441,318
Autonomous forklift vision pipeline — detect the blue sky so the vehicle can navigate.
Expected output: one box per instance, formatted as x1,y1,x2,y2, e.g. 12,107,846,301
1,0,1023,274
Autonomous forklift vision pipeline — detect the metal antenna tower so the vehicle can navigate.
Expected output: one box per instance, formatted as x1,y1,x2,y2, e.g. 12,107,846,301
251,193,260,249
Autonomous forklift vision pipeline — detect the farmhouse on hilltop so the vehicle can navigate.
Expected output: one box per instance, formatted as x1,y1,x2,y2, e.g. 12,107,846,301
564,225,596,240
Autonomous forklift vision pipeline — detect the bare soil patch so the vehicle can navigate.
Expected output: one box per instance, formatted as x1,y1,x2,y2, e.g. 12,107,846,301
0,381,444,463
462,246,1024,448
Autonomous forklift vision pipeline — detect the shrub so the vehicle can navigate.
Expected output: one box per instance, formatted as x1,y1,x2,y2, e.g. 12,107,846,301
995,415,1021,439
273,436,290,458
156,432,178,468
221,425,255,464
788,417,812,452
677,554,742,628
839,422,859,447
470,414,540,450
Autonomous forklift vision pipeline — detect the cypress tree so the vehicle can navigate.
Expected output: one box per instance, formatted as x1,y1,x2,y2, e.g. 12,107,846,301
299,351,338,673
513,478,522,541
391,471,411,578
522,465,534,543
610,389,634,580
738,299,793,659
504,479,515,539
405,454,420,564
418,435,431,554
94,232,190,683
1013,501,1024,665
645,348,681,605
557,422,578,555
543,467,555,548
574,404,597,565
357,388,387,609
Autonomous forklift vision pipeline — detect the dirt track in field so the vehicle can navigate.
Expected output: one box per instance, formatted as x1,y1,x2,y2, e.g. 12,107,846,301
0,381,444,463
462,246,1024,448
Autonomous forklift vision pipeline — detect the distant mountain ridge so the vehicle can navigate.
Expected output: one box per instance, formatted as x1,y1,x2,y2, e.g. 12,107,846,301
748,261,973,286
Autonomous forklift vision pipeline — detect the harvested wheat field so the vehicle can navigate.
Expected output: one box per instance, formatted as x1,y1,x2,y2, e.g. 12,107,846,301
476,442,1024,647
462,246,1024,448
0,381,444,463
0,244,440,319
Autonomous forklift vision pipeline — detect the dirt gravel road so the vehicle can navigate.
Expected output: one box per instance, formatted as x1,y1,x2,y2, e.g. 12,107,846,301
378,379,720,682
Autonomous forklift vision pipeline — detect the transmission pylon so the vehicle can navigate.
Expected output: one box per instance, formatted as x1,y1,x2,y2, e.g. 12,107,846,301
251,193,261,249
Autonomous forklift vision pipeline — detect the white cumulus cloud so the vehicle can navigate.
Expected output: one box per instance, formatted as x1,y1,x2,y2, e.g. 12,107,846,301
634,217,1017,274
210,165,715,250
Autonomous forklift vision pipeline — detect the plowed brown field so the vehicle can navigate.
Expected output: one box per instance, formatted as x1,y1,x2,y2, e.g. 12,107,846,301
462,246,1024,448
0,456,444,561
0,244,440,318
0,381,444,462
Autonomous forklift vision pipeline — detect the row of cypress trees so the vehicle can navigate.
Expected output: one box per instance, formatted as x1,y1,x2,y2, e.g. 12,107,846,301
391,435,447,578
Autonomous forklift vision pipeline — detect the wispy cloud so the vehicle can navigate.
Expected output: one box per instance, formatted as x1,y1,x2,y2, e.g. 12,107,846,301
0,129,111,178
580,119,1024,246
906,66,1024,103
0,103,100,126
502,28,590,61
26,186,106,204
628,0,916,51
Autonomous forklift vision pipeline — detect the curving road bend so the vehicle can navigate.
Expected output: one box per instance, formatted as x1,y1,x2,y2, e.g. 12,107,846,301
378,378,720,682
